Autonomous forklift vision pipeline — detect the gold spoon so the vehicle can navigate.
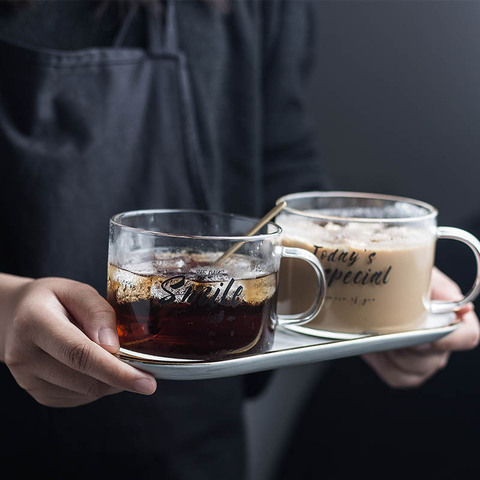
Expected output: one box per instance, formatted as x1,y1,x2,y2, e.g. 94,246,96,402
214,201,287,265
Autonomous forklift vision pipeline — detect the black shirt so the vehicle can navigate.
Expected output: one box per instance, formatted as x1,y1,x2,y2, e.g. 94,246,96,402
0,1,329,477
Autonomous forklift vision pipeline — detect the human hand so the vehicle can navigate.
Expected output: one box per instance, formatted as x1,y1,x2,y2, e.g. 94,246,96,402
362,267,480,388
2,276,157,407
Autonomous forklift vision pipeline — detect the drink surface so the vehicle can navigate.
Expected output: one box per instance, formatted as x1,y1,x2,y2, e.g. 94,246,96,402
108,251,277,359
277,212,436,334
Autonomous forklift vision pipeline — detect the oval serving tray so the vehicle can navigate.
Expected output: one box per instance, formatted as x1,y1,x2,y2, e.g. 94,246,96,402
118,312,458,380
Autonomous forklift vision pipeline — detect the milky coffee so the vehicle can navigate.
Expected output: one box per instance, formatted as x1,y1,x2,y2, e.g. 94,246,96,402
277,213,436,334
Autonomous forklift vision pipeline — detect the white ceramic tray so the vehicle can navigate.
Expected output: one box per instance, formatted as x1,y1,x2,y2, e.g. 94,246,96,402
118,312,458,380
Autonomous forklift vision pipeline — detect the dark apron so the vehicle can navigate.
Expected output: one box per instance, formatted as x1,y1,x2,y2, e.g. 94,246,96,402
0,4,244,478
0,1,213,294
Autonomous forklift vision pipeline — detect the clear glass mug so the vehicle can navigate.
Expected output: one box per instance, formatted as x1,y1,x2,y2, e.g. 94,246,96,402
107,210,326,360
275,192,480,336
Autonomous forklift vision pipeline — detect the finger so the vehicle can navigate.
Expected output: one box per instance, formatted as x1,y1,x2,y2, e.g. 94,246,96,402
432,309,480,352
430,267,463,300
362,352,433,389
455,302,474,318
16,376,115,408
21,346,123,399
383,348,449,377
7,342,123,399
27,309,156,396
48,279,120,353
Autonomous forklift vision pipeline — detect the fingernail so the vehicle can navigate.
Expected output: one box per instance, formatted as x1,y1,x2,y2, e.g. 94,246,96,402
98,328,119,349
133,377,156,395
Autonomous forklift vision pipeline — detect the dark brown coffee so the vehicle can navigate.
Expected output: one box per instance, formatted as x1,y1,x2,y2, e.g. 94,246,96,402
107,251,277,360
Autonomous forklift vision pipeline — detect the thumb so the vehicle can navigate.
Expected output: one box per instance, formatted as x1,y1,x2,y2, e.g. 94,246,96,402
50,279,120,354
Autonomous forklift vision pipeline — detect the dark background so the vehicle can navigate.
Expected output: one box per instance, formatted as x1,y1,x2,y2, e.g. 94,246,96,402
276,1,480,479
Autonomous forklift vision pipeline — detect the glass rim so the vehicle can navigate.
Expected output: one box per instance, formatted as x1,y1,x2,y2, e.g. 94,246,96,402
275,191,438,223
110,209,283,241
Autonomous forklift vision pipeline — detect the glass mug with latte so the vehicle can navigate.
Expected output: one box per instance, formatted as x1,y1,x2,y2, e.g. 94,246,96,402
276,192,480,336
107,210,325,360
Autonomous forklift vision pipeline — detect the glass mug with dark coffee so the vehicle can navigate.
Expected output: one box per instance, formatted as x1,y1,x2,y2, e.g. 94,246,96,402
107,210,326,360
275,192,480,336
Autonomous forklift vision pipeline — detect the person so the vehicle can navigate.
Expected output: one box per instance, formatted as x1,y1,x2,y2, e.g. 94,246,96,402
0,0,477,478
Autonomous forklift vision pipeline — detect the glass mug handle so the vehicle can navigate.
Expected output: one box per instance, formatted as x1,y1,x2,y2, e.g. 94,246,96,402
275,246,327,326
429,226,480,314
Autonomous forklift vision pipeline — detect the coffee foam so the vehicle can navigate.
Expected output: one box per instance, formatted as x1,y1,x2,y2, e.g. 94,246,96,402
277,212,433,250
305,202,428,220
